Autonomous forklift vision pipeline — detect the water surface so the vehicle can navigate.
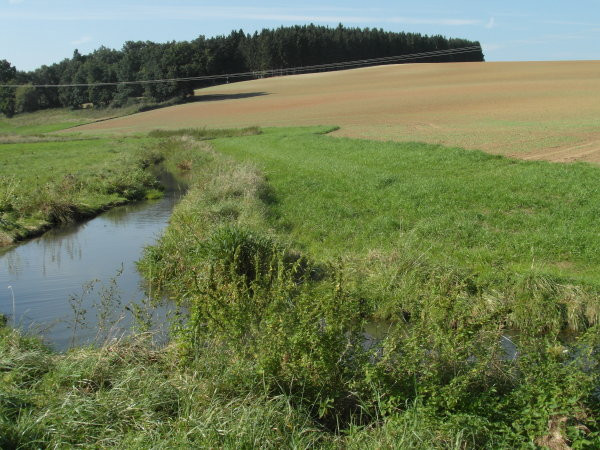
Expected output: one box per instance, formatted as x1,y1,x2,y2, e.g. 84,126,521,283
0,171,184,350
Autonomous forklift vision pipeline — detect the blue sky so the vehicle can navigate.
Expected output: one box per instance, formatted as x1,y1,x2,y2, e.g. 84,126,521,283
2,0,599,71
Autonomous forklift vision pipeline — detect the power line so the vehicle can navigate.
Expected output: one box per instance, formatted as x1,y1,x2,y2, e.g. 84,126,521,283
0,45,482,89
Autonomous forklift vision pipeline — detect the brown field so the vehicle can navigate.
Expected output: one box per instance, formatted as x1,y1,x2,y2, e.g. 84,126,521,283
76,60,600,162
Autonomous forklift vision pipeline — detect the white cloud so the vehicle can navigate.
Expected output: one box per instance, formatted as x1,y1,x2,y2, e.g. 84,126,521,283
540,19,595,26
490,12,531,18
240,13,377,23
481,43,503,52
71,36,92,45
8,0,24,4
485,17,496,29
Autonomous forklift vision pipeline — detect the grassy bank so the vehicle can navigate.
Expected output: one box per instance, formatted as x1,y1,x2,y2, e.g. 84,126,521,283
137,131,600,447
4,126,600,447
0,316,327,448
0,109,260,246
213,127,600,291
0,98,199,139
0,108,165,245
0,137,164,245
0,106,142,137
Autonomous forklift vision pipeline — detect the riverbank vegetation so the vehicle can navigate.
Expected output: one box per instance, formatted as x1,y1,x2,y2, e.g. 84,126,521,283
0,135,162,245
138,129,600,447
3,126,600,447
0,114,261,245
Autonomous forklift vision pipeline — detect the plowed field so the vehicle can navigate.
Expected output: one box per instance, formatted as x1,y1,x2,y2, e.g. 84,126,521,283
75,60,600,162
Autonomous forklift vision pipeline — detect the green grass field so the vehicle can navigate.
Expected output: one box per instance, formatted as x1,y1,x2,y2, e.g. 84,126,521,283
3,115,600,447
0,137,162,244
0,110,260,245
135,128,600,447
0,111,165,244
0,107,128,136
213,127,600,288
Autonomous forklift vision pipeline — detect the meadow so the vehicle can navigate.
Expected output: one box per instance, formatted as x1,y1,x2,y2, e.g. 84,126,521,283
0,109,260,245
0,131,162,245
0,106,135,136
214,127,600,289
6,127,600,447
136,128,600,447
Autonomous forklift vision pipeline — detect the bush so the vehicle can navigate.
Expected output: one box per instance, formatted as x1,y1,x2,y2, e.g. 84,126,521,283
15,85,39,113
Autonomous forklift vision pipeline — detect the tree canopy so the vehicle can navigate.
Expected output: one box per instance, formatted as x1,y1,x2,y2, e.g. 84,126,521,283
3,24,484,113
0,59,17,117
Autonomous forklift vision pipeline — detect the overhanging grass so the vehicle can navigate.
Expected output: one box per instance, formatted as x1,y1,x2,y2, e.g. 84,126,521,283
0,136,163,244
0,124,267,245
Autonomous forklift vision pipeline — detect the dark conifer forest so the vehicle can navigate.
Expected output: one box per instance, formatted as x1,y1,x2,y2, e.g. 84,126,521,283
0,24,483,115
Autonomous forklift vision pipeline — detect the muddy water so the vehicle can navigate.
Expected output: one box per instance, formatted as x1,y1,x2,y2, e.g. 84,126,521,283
0,171,185,350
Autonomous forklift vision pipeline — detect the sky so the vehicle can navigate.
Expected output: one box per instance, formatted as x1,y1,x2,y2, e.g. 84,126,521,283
2,0,600,71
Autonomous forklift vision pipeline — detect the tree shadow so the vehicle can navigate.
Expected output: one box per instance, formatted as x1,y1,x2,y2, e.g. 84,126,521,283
191,92,270,102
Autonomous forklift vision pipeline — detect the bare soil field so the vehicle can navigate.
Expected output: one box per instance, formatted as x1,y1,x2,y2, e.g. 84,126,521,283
75,61,600,162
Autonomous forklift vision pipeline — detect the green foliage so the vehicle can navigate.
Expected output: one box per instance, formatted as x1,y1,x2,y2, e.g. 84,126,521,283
138,133,600,446
14,84,38,113
0,136,163,243
214,128,600,291
0,319,330,448
0,87,15,118
0,60,16,118
13,25,483,111
199,225,279,279
5,130,600,447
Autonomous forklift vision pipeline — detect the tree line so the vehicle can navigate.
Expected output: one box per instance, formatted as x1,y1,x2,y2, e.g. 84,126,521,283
0,24,484,117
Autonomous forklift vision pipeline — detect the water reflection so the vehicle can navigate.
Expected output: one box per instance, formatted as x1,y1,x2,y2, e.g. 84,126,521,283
0,171,185,350
363,320,520,361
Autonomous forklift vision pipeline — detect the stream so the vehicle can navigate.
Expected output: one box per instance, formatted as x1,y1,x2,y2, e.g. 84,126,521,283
0,168,524,359
0,170,185,351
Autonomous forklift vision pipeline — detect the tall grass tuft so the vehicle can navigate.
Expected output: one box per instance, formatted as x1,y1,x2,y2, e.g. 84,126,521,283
148,126,261,140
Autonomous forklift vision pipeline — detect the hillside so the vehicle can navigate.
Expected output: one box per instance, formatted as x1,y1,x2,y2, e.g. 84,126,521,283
76,60,600,162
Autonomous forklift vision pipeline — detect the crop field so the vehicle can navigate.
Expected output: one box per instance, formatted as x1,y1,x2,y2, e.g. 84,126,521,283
75,60,600,162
